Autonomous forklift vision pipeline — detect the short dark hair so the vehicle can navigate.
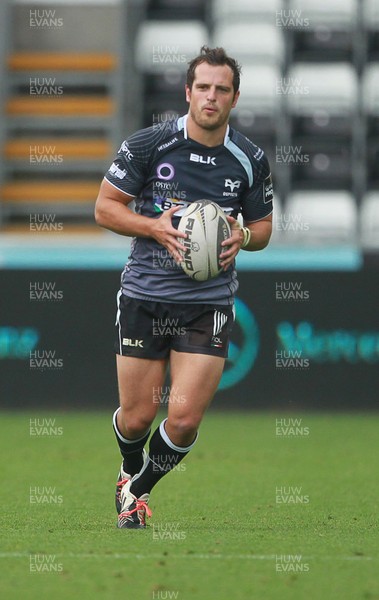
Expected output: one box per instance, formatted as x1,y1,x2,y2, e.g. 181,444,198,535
186,46,242,96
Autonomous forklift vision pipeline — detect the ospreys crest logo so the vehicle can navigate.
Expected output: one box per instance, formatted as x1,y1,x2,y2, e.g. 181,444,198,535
224,179,241,192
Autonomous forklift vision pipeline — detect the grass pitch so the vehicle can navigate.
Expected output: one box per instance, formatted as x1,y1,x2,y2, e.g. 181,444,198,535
0,411,378,600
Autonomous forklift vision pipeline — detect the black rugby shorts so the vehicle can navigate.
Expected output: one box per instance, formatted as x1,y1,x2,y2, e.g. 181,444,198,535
115,292,234,359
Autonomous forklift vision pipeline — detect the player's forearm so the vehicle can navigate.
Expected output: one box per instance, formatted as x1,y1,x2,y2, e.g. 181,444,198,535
95,199,154,238
243,219,272,251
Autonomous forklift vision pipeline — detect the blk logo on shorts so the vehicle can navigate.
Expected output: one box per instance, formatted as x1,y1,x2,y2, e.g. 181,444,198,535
123,338,144,348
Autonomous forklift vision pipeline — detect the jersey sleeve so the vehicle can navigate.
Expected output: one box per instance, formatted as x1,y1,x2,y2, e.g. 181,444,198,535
241,152,274,223
104,130,151,197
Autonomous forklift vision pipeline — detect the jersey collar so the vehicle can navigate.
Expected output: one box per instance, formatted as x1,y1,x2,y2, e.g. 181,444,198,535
178,114,230,146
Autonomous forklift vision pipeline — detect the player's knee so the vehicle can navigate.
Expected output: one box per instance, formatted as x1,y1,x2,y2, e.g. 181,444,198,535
118,411,152,438
166,415,200,441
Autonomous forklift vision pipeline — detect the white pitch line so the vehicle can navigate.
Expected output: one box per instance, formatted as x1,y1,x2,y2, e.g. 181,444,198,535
0,552,375,561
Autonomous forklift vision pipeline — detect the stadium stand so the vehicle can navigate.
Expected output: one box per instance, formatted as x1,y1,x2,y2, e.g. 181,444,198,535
230,64,283,140
284,190,358,243
269,195,283,244
0,0,378,248
212,23,285,67
360,191,379,248
146,0,206,21
0,0,131,230
363,0,379,60
285,62,359,191
211,0,283,23
287,0,358,63
362,63,379,189
135,20,209,125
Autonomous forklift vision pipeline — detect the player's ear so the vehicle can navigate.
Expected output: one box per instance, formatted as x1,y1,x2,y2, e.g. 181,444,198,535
231,90,240,108
185,84,191,103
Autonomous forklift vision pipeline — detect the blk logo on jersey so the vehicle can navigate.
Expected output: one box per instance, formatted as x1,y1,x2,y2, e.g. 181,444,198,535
189,153,216,166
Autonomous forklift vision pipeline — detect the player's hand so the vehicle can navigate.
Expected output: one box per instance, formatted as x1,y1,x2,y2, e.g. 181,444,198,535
150,206,187,264
219,216,244,271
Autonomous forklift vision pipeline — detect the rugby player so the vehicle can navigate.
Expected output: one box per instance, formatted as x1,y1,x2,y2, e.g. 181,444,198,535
95,46,273,528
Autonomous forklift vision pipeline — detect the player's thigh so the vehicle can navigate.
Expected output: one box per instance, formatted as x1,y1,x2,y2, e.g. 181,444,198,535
168,350,225,424
117,355,167,424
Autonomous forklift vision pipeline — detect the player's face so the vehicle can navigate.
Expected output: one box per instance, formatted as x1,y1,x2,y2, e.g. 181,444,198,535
185,63,240,133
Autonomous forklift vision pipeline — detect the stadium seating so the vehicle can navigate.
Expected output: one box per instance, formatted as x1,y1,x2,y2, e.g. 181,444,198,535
270,195,283,244
360,192,379,247
285,62,358,190
287,0,358,62
212,22,285,67
146,0,206,21
230,64,283,185
286,62,358,118
362,63,379,187
231,64,282,137
0,0,377,247
363,0,379,60
211,0,283,23
0,0,128,231
135,20,209,126
1,52,118,227
1,51,118,225
284,191,357,243
135,20,209,74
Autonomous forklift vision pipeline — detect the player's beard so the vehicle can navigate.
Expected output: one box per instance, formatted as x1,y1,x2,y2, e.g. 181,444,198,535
189,104,231,132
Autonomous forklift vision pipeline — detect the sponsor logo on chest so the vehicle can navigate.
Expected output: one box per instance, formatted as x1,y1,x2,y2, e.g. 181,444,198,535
189,152,216,166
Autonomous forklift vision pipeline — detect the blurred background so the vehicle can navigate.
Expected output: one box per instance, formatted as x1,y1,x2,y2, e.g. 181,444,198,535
0,0,378,410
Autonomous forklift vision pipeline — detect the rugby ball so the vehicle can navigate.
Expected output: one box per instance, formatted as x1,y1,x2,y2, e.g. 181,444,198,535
177,200,231,281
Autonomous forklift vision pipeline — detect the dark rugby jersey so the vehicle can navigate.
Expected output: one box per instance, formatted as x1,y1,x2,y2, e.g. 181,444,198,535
105,115,273,304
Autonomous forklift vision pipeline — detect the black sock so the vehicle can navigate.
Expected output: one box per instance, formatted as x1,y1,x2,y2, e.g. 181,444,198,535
130,418,198,497
112,408,150,476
